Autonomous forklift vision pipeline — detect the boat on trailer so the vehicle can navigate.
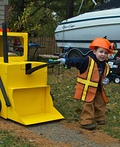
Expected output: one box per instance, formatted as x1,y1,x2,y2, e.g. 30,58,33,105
55,0,120,57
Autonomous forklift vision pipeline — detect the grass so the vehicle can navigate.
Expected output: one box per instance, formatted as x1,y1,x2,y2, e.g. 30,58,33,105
48,66,82,121
48,65,120,139
0,130,35,147
103,83,120,138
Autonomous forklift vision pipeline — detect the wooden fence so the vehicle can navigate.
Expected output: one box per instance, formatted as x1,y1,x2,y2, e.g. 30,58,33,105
30,36,62,55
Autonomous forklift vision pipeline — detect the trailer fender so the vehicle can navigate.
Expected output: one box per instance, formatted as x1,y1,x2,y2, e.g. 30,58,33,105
67,48,91,58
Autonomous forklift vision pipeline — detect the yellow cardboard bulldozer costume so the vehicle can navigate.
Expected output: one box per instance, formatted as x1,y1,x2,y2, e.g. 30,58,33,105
0,23,64,125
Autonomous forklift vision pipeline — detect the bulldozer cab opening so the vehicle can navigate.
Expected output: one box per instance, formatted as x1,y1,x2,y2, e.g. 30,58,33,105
0,32,28,62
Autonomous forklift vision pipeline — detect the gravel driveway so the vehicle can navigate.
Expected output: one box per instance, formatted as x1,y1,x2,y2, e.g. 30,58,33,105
27,120,120,147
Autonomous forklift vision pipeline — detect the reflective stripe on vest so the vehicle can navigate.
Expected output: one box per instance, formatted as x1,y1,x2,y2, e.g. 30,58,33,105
105,62,109,76
77,58,98,101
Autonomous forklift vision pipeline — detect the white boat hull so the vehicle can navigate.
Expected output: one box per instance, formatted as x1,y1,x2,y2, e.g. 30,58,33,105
55,8,120,49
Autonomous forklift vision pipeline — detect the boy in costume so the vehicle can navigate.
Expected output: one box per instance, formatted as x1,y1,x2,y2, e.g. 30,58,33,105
58,38,114,130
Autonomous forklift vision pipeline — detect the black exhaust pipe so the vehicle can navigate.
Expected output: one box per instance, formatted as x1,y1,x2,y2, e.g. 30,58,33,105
2,22,8,63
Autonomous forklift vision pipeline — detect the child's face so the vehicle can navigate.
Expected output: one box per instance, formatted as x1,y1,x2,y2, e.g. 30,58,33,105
93,47,109,61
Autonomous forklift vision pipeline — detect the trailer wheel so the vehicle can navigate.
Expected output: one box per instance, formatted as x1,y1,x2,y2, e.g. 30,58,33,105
68,49,82,58
113,76,120,84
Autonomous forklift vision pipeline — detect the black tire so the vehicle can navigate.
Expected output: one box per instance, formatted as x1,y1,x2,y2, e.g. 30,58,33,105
68,49,82,58
113,76,120,84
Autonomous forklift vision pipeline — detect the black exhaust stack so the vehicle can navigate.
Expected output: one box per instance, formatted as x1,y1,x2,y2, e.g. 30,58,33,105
2,22,8,63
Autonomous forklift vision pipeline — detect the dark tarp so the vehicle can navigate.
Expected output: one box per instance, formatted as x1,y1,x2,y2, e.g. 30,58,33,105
95,0,120,10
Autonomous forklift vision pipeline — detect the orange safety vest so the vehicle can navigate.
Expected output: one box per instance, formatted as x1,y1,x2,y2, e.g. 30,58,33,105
74,56,109,102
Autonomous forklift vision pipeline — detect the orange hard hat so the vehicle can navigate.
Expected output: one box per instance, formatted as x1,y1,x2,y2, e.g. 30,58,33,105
89,38,114,54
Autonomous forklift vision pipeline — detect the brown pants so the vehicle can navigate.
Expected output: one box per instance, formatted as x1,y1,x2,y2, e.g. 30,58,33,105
80,91,106,125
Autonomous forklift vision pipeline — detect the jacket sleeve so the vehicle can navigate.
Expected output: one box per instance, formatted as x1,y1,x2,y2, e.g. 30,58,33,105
65,57,89,73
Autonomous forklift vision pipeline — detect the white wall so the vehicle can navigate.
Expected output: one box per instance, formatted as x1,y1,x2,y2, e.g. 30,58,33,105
0,0,8,28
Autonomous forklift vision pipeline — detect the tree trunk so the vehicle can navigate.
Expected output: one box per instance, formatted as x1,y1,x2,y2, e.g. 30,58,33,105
17,0,24,18
66,0,74,19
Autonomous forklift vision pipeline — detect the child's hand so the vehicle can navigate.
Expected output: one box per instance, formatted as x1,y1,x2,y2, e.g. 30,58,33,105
57,58,66,65
102,78,110,85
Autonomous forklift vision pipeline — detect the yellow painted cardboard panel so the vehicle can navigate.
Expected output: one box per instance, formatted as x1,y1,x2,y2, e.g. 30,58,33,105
7,86,64,125
0,62,47,88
